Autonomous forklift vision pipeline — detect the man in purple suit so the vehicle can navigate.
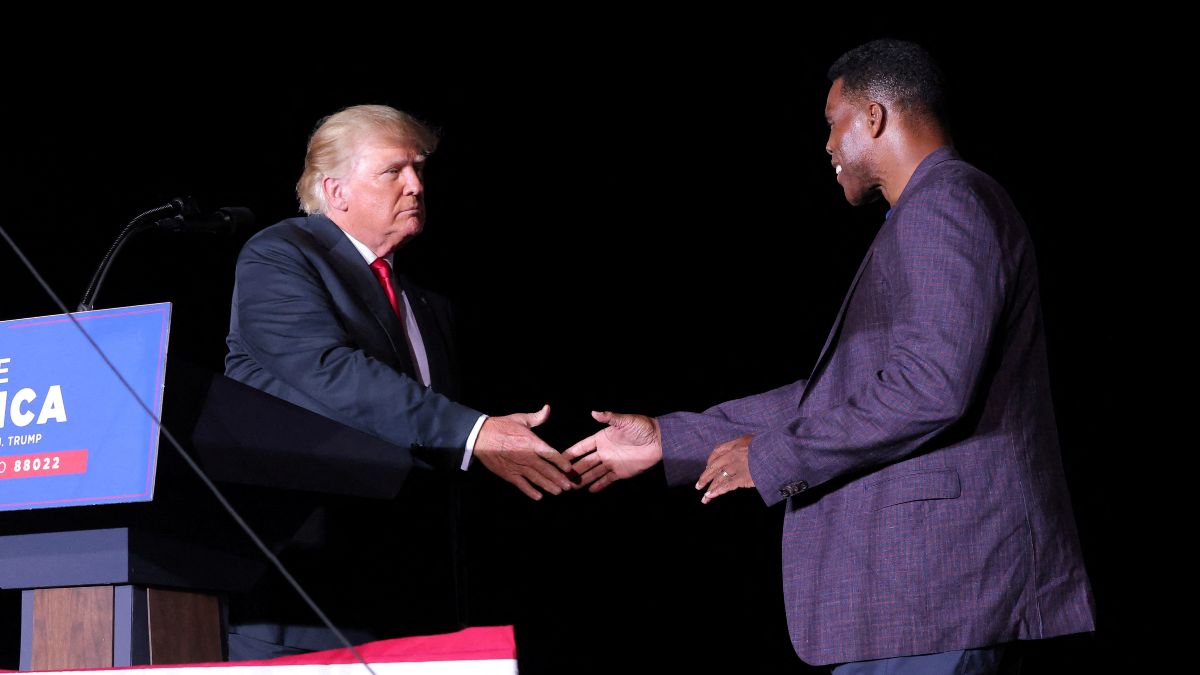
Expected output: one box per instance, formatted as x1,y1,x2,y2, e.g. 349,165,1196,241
565,40,1096,673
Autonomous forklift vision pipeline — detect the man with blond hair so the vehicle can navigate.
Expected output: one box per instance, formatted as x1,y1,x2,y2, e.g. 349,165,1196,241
225,104,574,656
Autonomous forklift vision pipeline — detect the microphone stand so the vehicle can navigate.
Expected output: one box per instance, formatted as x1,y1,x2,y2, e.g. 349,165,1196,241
76,197,199,312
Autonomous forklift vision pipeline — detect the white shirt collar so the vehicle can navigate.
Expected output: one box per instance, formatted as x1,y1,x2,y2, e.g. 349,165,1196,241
340,229,394,268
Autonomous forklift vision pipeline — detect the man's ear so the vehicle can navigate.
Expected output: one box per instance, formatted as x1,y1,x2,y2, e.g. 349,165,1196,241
866,101,887,138
323,175,349,212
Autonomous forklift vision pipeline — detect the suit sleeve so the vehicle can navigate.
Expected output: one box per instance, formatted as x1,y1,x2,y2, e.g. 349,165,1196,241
658,380,806,487
230,233,481,459
745,180,1009,505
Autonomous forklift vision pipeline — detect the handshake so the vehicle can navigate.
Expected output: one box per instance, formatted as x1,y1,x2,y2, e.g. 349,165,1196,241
473,406,754,504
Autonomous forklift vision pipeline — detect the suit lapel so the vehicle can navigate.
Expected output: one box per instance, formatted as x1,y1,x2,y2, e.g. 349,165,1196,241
799,247,874,405
303,216,416,375
398,276,451,393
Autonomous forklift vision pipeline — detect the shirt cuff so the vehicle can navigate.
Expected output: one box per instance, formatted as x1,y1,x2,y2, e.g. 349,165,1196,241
461,414,488,470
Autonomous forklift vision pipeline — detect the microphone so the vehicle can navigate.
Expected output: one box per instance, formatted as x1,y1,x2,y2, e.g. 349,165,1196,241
154,206,255,235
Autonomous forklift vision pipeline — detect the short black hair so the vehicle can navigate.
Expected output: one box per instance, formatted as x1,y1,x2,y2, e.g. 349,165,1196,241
828,39,949,128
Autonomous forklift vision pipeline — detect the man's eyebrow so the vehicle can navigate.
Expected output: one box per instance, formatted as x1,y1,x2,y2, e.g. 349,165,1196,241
379,155,427,169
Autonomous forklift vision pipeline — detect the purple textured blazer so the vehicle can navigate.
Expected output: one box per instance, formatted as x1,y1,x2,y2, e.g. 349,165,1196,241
658,147,1095,665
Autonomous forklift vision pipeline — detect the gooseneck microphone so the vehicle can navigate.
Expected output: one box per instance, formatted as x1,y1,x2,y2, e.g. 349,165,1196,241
154,205,255,235
77,197,254,312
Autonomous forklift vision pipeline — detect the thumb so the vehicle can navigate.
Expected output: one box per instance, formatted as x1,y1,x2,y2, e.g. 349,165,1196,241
525,403,551,428
597,410,642,430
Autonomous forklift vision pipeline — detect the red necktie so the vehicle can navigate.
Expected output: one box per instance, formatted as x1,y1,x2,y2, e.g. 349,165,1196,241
369,257,429,386
369,258,402,320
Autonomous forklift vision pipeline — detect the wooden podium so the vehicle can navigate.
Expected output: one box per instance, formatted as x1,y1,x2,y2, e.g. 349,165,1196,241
2,528,236,668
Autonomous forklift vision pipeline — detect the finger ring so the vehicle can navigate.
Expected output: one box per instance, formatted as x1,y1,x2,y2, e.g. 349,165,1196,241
721,470,731,478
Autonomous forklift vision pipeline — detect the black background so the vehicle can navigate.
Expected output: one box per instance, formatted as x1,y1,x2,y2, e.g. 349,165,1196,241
1,18,1148,673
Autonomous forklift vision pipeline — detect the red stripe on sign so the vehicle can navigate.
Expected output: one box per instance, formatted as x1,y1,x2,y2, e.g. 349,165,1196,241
0,449,88,480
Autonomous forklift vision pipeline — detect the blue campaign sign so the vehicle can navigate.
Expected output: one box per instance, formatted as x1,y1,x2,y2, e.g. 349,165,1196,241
0,303,170,511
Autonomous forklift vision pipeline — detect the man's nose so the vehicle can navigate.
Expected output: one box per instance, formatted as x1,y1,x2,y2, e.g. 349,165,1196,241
404,168,424,195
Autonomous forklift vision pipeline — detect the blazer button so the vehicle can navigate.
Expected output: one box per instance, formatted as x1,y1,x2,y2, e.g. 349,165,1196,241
779,480,809,498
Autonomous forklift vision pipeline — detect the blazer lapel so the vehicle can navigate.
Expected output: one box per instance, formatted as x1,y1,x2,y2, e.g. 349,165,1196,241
799,247,874,405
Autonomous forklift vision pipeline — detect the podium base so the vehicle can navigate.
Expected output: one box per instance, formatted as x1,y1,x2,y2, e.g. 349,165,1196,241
21,585,223,670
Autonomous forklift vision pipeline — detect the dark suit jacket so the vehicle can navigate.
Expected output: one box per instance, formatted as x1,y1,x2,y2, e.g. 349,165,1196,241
226,213,481,462
224,213,480,650
658,148,1096,664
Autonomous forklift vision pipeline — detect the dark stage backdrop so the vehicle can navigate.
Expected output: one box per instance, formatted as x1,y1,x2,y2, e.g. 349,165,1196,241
1,21,1143,674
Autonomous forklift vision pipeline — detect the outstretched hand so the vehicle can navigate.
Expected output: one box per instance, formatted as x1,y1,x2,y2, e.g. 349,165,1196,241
564,411,663,492
474,404,575,500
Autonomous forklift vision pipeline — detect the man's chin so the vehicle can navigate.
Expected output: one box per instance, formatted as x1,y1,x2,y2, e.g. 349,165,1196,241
381,222,424,253
846,188,882,207
399,214,424,234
